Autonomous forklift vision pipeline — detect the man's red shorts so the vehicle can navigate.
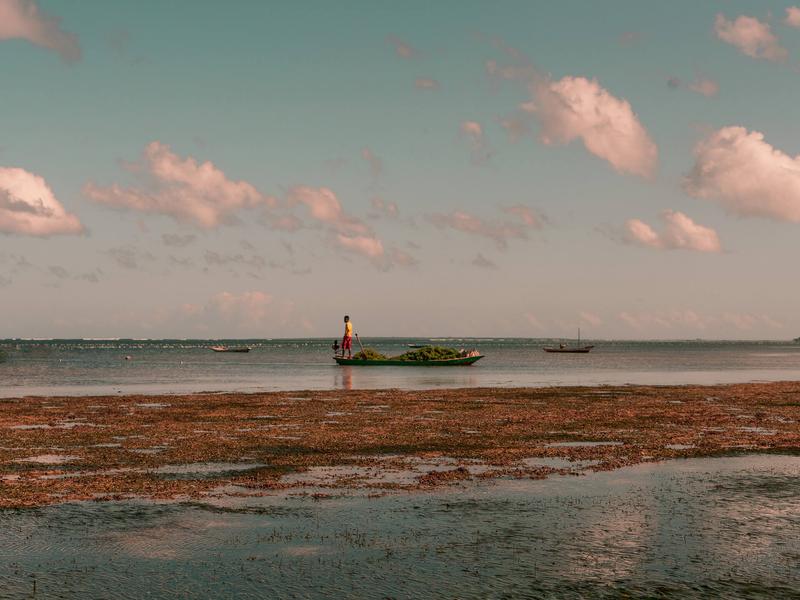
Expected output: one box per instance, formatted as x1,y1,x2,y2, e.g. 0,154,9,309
342,336,352,350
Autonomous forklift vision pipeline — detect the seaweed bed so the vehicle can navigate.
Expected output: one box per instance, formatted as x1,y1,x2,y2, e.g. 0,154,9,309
1,381,799,508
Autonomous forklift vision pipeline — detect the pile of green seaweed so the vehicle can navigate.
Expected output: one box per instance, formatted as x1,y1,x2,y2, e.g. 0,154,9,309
352,348,389,360
352,346,461,361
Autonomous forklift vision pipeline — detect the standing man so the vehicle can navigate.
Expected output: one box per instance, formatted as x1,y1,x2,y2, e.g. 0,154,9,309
342,315,353,359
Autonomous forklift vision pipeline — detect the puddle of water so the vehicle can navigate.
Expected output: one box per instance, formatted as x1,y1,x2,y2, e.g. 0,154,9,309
134,403,170,409
546,441,624,448
150,462,266,476
15,454,80,465
738,427,778,435
129,446,169,455
665,444,696,450
1,455,798,598
521,457,599,470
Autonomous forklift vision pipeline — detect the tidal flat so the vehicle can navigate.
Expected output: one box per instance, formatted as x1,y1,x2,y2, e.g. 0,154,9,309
1,382,799,507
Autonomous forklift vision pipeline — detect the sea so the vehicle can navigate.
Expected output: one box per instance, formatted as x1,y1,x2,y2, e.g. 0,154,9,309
2,337,800,397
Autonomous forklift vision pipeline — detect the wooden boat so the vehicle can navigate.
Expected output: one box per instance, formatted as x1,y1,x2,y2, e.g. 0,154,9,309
406,343,427,348
334,355,483,366
543,345,594,354
543,328,594,354
210,345,251,353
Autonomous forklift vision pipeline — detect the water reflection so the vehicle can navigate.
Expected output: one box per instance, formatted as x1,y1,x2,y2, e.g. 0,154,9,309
1,455,798,598
335,366,353,390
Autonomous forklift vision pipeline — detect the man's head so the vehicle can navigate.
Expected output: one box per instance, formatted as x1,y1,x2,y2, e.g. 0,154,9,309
344,315,350,322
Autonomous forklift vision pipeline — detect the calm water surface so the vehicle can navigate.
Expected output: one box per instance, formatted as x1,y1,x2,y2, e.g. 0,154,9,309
2,338,800,397
1,454,798,598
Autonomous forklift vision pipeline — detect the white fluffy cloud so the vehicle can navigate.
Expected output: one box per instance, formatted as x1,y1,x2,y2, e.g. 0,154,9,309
714,14,787,61
0,0,80,61
535,76,658,178
0,167,83,236
625,210,721,253
84,142,271,228
685,126,800,222
488,58,657,178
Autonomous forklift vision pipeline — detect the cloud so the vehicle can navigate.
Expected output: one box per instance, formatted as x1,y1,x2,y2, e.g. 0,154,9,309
535,76,657,178
287,186,408,269
368,197,399,220
0,167,83,236
687,74,719,98
619,309,781,332
668,74,719,97
288,185,370,236
85,142,272,228
524,312,545,330
0,0,80,62
335,233,384,260
471,253,497,269
722,312,783,331
428,210,531,250
161,233,196,247
624,210,721,253
497,114,532,142
389,247,417,267
107,246,154,270
488,57,657,178
502,205,543,228
786,7,800,28
579,311,603,327
714,14,787,61
361,147,383,177
414,78,440,90
459,121,491,164
619,310,711,331
203,250,266,271
387,35,415,58
205,291,273,328
48,265,101,283
685,126,800,222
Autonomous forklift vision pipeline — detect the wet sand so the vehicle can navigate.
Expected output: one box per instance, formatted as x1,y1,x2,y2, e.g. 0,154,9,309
1,382,800,508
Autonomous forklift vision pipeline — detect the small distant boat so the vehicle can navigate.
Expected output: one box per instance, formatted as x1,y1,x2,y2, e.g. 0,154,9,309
543,328,594,354
407,343,427,348
210,345,251,353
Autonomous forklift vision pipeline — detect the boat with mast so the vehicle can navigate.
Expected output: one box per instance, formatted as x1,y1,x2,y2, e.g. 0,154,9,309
543,328,594,353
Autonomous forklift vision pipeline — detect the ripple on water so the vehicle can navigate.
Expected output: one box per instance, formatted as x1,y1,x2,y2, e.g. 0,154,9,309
0,455,799,598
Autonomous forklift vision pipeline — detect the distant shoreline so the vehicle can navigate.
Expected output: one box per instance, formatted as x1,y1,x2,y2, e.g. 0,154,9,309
2,381,799,508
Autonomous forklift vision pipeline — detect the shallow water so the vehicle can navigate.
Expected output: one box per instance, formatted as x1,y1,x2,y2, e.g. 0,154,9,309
2,338,800,397
1,454,799,598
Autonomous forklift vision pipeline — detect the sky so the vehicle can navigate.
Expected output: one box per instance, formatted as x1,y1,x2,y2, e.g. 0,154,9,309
1,0,800,340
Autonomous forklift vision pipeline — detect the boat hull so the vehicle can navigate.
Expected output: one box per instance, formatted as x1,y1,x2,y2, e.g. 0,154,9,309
334,355,483,366
543,346,594,353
